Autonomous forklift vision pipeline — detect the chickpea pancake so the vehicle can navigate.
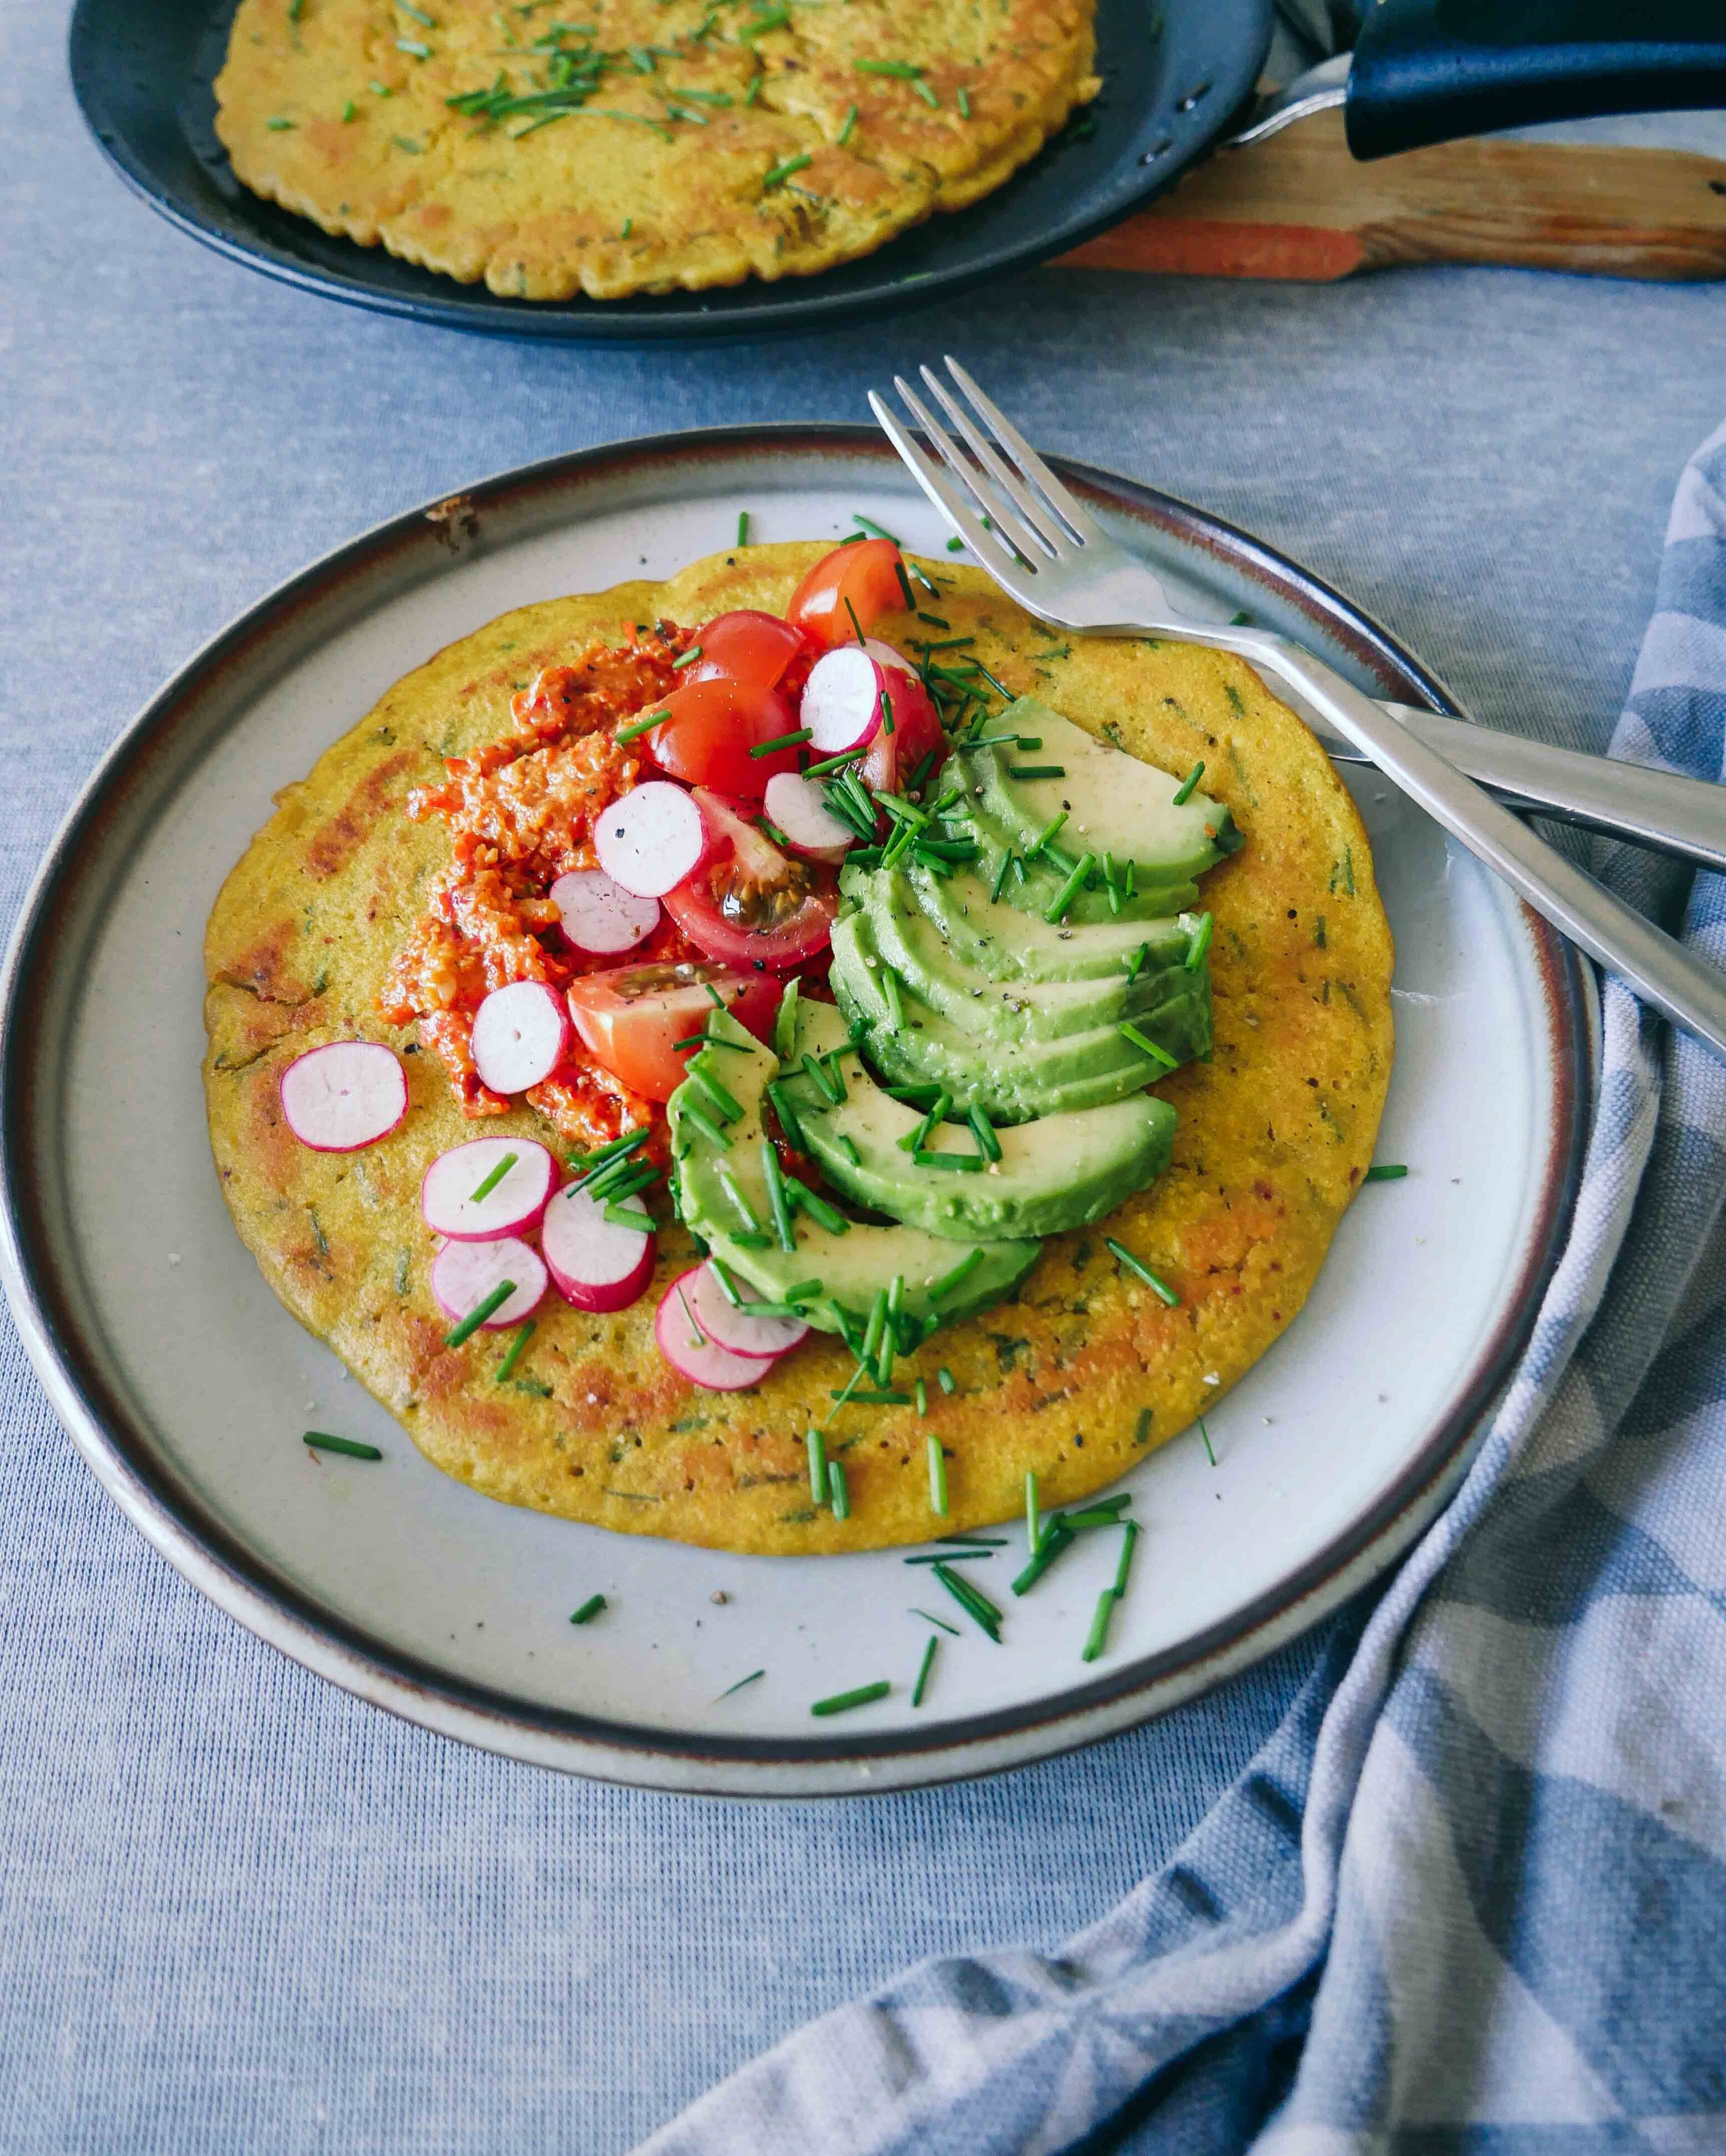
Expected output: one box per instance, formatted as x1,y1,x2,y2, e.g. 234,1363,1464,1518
203,544,1393,1554
213,0,1100,301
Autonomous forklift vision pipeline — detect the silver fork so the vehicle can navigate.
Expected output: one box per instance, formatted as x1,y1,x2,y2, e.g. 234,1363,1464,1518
870,358,1726,1063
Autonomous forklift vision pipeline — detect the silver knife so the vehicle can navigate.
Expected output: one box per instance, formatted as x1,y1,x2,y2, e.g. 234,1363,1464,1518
1290,698,1726,874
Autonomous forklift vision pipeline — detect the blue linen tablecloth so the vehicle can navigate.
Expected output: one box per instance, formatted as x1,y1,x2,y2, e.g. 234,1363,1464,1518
4,4,1726,2145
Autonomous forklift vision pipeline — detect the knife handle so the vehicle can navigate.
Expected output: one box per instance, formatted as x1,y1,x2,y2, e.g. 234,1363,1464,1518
1348,0,1726,161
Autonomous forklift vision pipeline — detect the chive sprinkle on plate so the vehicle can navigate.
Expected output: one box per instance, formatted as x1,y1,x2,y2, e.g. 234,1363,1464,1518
569,1593,607,1625
1105,1237,1180,1306
811,1679,891,1717
912,1635,938,1707
1364,1163,1409,1181
716,1668,766,1701
302,1430,383,1461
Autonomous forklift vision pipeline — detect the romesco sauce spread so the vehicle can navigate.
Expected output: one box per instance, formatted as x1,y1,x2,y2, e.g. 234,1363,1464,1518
379,632,703,1151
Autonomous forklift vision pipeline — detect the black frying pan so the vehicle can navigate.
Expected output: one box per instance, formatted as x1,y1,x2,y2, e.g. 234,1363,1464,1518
69,0,1726,344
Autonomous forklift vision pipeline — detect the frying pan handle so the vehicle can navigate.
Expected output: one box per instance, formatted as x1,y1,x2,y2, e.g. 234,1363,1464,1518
1345,0,1726,160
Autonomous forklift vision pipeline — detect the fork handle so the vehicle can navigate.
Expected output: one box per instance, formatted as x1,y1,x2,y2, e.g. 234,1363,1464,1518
1254,638,1726,1061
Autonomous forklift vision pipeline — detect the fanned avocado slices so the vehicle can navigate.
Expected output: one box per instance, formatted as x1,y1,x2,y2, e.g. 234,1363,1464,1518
780,1000,1177,1242
669,1012,1040,1338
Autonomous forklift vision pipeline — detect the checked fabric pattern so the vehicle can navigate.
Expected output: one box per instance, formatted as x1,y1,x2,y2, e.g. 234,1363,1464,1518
639,427,1726,2154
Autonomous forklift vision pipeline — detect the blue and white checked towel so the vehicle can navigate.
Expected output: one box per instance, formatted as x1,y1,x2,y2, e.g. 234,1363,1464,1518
643,426,1726,2152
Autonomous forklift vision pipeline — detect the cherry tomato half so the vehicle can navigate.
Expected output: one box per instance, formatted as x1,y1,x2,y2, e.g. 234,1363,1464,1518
688,610,808,693
860,662,946,797
565,961,782,1103
664,791,839,974
785,538,908,652
642,676,801,801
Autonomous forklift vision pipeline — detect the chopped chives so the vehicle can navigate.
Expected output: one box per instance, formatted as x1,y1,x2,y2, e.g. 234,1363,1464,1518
1365,1163,1409,1181
1133,1406,1154,1446
1172,760,1205,806
1044,851,1095,925
956,84,971,118
1011,1519,1073,1595
827,1459,850,1519
710,1260,745,1306
750,726,814,758
1105,1237,1180,1305
736,509,750,546
945,536,964,552
929,1247,983,1303
937,1366,956,1395
671,643,704,669
803,746,867,777
913,1149,985,1173
855,57,924,77
799,1052,841,1106
766,1079,808,1154
852,513,902,546
1126,941,1151,984
303,1430,383,1460
990,849,1018,903
912,77,938,105
894,560,917,611
1026,1470,1040,1556
1081,1587,1116,1662
933,1561,1003,1638
398,1,436,23
1113,1519,1141,1596
837,100,857,144
844,595,867,646
395,37,432,56
1117,1021,1179,1071
1010,763,1065,781
703,981,727,1009
569,1593,607,1626
1185,912,1213,971
1198,1416,1217,1467
927,1431,948,1514
912,1635,938,1707
443,1279,515,1348
761,1139,796,1251
762,152,812,189
615,710,666,746
880,687,895,737
903,1548,991,1564
716,1668,765,1700
687,1063,743,1122
341,99,358,120
807,1424,828,1503
495,1320,536,1383
880,965,907,1031
672,1030,755,1053
939,1533,1006,1548
603,1201,652,1230
469,1149,518,1203
837,1133,862,1166
832,1388,910,1407
680,1102,733,1152
811,1680,890,1717
899,1088,951,1154
912,1606,960,1635
786,1177,849,1235
915,1375,928,1416
676,1281,707,1348
1029,809,1069,857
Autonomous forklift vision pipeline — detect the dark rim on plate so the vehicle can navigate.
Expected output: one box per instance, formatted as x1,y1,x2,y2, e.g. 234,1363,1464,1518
67,0,1272,342
0,427,1594,1791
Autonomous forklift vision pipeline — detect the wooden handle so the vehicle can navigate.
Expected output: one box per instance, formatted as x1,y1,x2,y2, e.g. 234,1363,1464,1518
1057,110,1726,282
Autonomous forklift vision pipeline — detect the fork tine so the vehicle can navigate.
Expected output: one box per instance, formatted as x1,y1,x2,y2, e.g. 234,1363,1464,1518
917,366,1066,559
866,392,1025,586
942,356,1105,545
888,374,1050,572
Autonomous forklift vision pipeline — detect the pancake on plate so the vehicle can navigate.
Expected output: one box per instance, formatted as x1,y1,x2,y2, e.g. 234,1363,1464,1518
213,0,1101,300
203,541,1393,1554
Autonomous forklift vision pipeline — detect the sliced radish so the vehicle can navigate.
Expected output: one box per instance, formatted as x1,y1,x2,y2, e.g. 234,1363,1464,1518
863,637,918,684
471,981,570,1095
550,870,660,958
280,1041,407,1153
432,1236,548,1330
422,1137,557,1241
800,646,886,755
594,782,711,899
543,1180,656,1313
655,1270,772,1392
681,1260,808,1360
763,771,856,862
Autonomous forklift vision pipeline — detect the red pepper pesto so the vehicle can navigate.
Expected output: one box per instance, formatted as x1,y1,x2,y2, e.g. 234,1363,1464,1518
379,628,706,1151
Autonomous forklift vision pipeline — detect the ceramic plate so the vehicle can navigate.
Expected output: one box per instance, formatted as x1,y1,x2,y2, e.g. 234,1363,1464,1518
0,428,1593,1797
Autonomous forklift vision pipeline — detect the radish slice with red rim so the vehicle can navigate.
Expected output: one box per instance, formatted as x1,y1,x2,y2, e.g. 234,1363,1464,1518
594,782,709,899
655,1270,773,1392
550,870,660,958
681,1260,808,1359
762,772,856,862
470,981,571,1095
542,1181,656,1312
280,1041,407,1153
862,637,918,682
432,1236,548,1330
799,646,885,754
422,1137,557,1241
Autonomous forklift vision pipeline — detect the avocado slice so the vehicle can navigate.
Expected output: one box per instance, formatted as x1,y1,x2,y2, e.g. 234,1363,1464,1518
888,860,1193,984
830,911,1209,1124
668,1011,1040,1337
781,1000,1176,1241
854,865,1203,1044
961,699,1241,902
954,778,1197,925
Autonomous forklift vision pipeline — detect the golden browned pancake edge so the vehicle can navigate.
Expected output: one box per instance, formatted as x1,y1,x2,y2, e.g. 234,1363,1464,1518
203,543,1394,1554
